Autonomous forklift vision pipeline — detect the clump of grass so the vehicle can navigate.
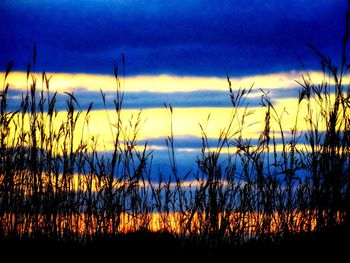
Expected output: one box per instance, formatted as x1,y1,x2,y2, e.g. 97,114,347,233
0,3,349,249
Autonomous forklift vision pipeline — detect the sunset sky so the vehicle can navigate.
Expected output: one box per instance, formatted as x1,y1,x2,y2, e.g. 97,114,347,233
1,0,348,176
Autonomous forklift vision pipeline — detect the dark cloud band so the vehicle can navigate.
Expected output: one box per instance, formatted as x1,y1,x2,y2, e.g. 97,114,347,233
0,0,347,76
6,87,304,111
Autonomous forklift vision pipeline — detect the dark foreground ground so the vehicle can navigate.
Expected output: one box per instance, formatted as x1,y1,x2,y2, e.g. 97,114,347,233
1,224,349,262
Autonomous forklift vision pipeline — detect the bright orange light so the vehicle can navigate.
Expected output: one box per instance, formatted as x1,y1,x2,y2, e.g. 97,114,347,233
2,210,344,238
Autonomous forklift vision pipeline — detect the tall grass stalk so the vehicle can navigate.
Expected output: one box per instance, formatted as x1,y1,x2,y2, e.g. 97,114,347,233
1,6,350,247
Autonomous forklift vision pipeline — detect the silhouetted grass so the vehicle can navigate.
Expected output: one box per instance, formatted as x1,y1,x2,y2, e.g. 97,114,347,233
1,3,350,257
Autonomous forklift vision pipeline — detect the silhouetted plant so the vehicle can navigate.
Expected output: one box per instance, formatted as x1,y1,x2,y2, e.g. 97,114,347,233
0,3,349,249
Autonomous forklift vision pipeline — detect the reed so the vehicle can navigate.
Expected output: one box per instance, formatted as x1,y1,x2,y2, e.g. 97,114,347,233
0,5,349,250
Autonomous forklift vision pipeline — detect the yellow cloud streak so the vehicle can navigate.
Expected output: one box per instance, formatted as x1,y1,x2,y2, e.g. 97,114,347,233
7,94,333,153
2,70,346,93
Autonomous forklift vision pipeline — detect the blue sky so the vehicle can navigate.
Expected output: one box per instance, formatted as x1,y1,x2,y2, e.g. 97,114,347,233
0,0,347,76
1,0,349,178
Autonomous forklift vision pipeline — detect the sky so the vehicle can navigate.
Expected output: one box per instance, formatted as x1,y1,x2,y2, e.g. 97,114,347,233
0,0,347,76
1,0,349,177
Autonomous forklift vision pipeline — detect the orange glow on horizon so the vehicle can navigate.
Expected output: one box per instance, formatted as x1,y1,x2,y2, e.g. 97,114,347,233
1,210,344,238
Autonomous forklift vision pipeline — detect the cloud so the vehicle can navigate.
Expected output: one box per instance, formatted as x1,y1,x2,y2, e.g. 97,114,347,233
3,81,303,112
0,0,347,76
4,70,346,112
4,70,338,93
